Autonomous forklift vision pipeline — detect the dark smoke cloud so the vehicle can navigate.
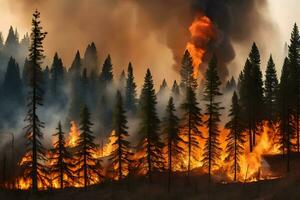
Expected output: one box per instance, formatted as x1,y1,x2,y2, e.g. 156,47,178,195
5,0,277,83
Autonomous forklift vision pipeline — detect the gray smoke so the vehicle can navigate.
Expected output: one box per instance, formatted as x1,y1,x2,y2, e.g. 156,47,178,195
4,0,277,84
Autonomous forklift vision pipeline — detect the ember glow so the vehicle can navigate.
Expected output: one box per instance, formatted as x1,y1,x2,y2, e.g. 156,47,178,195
186,15,216,79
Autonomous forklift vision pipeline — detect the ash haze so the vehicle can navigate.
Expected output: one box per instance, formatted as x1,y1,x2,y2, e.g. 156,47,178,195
0,0,298,84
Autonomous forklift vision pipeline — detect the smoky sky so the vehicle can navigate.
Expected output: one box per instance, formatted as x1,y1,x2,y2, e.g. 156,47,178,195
3,0,278,85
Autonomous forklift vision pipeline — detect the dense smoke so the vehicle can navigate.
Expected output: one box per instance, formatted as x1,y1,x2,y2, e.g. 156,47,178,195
3,0,278,84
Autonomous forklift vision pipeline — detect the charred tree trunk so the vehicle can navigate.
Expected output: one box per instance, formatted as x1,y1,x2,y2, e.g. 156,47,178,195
168,137,172,193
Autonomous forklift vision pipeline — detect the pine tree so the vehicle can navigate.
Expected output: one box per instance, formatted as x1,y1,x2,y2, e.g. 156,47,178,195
225,91,245,181
264,55,279,124
83,42,98,74
249,42,264,146
288,23,300,152
50,52,64,98
125,62,137,114
22,10,47,192
171,80,180,98
278,58,295,172
137,69,164,181
162,97,183,192
108,91,132,180
100,54,113,86
180,86,202,178
202,55,223,183
75,105,102,188
1,57,23,100
50,122,75,189
180,50,197,90
119,70,126,97
69,50,82,79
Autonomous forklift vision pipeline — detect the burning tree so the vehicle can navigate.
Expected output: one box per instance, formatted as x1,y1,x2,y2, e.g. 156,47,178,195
180,86,202,178
202,55,223,183
22,10,47,192
75,105,102,188
180,50,197,90
162,97,183,192
137,69,164,181
225,91,245,181
50,122,75,189
108,91,132,180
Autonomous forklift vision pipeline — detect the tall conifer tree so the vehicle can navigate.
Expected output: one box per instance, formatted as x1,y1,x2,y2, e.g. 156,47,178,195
108,91,132,180
137,69,164,181
202,55,223,183
225,92,245,181
23,10,47,192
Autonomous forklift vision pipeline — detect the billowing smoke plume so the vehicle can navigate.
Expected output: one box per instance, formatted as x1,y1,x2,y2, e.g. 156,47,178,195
4,0,277,84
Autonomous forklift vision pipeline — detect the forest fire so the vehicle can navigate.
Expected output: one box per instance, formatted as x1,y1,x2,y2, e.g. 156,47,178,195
13,121,282,190
186,15,216,79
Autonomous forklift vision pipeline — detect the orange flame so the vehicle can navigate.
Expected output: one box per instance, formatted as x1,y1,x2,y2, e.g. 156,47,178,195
186,15,216,79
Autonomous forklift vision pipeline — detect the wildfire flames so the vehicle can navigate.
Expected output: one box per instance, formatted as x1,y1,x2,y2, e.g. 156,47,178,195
186,15,216,79
13,121,281,190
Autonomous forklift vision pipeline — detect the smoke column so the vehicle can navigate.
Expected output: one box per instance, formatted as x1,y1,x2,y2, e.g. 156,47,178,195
1,0,278,84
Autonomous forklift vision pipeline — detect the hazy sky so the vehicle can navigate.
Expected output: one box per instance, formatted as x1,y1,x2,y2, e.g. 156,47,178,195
0,0,298,83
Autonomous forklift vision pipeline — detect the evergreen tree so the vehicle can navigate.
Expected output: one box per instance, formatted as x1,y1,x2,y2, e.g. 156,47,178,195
119,70,126,97
171,80,180,98
225,91,245,181
157,79,168,96
75,105,102,188
125,62,137,113
264,55,279,124
5,26,19,50
69,50,82,79
0,57,24,126
278,58,295,172
137,69,164,181
180,50,197,90
202,55,223,183
83,42,98,74
162,97,183,191
0,32,3,49
50,122,74,189
1,57,23,100
67,51,83,123
100,54,113,86
22,10,47,192
50,52,64,98
249,42,264,146
180,86,202,178
288,23,300,152
108,91,132,180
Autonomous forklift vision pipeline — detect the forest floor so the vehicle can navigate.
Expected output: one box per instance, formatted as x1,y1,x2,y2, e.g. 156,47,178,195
1,154,300,200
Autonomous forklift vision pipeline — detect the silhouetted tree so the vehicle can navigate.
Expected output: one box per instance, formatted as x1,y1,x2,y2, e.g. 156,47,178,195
202,55,223,183
50,122,75,189
180,86,202,178
288,23,300,152
162,97,183,192
50,52,64,100
278,58,295,172
180,50,197,90
125,62,137,114
108,91,132,180
83,42,98,74
171,80,180,98
100,54,113,87
75,105,102,188
225,91,245,181
22,10,47,192
137,69,164,181
264,55,279,124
